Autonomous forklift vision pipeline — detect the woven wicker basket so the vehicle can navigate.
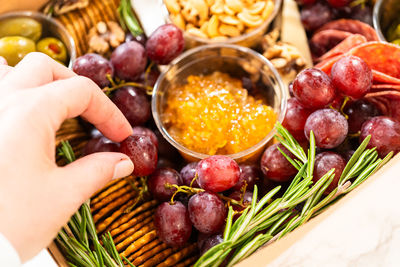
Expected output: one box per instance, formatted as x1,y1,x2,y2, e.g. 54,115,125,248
52,0,199,266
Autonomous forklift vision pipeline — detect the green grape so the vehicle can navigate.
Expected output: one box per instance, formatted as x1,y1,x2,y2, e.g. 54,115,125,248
0,18,42,41
0,36,36,66
37,37,67,64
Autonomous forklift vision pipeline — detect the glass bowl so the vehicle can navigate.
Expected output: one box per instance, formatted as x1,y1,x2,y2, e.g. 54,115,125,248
0,11,76,68
160,0,282,48
152,44,287,163
373,0,400,41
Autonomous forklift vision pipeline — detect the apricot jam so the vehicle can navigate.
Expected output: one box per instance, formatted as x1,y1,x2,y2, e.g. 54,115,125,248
162,72,277,155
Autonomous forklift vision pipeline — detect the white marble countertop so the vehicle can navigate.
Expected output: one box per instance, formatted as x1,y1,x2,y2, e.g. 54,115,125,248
238,155,400,267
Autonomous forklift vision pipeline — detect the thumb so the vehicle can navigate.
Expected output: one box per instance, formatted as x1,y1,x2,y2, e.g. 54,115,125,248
55,152,134,203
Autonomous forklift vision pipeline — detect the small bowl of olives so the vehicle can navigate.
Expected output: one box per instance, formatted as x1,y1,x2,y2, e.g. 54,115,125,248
0,11,76,67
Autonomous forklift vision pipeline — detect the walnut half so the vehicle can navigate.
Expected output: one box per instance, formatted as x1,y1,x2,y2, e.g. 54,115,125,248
262,29,306,80
88,21,125,55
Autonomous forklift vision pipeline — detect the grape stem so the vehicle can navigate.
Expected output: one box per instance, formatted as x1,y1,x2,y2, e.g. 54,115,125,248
349,0,366,8
339,96,350,119
144,61,155,95
166,183,247,208
189,174,198,188
103,74,153,96
125,177,149,213
103,82,153,94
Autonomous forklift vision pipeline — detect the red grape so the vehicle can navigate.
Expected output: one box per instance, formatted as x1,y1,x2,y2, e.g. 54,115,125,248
228,191,254,205
389,98,400,121
188,192,227,234
196,155,240,193
330,95,344,110
288,82,294,97
111,86,150,126
72,53,113,88
132,126,158,148
301,3,335,32
199,234,223,256
360,116,400,158
261,143,297,182
119,135,158,176
154,201,192,247
344,99,381,134
148,167,180,201
293,68,336,109
229,190,256,220
349,5,373,26
157,158,179,169
327,0,350,8
145,24,184,65
296,0,316,5
331,56,372,99
111,41,147,81
155,130,180,158
232,164,261,191
343,150,355,162
180,162,200,188
304,109,348,149
197,232,211,251
282,98,314,141
313,152,346,193
82,136,119,155
125,33,147,46
138,67,160,88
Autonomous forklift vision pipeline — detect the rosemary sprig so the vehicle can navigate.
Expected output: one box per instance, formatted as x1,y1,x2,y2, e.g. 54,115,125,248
194,122,392,267
56,141,135,267
118,0,144,37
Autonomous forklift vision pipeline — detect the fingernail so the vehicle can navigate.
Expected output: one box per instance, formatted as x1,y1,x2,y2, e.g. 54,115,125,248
112,158,134,180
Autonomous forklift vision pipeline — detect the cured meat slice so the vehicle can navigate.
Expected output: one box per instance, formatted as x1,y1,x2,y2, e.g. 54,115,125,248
372,70,400,85
318,34,367,62
349,42,400,79
316,19,379,41
310,29,352,58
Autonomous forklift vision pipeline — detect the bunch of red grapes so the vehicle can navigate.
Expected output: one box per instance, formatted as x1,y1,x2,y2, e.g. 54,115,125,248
70,19,400,258
73,23,185,176
279,55,400,191
150,155,261,254
298,0,373,31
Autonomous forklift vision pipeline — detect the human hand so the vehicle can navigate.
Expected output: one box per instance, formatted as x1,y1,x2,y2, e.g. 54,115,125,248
0,53,134,262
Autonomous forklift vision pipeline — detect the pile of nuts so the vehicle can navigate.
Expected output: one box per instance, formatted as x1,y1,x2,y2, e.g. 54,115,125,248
164,0,275,40
262,29,306,80
87,21,125,55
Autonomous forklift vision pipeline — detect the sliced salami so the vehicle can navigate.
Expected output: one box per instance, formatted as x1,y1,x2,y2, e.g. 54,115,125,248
349,42,400,79
319,34,367,62
372,70,400,85
310,29,352,58
316,19,379,41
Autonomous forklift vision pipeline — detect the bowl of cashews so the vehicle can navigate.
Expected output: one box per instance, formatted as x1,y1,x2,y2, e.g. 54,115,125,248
161,0,282,48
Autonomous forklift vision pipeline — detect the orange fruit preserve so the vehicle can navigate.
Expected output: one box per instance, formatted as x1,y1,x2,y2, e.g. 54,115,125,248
162,72,277,155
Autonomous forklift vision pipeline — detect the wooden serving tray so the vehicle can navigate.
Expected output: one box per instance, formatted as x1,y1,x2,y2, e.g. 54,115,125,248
3,0,399,266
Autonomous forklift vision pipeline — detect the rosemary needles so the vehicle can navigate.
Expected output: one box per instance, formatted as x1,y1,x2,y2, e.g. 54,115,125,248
194,122,392,267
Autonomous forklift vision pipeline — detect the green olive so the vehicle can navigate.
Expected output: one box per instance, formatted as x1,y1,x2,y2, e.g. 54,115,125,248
0,18,42,41
392,39,400,46
0,36,36,66
36,37,67,64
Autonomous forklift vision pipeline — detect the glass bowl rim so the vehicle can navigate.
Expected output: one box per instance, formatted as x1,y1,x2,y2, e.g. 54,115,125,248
372,0,387,41
151,43,287,161
159,0,283,45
